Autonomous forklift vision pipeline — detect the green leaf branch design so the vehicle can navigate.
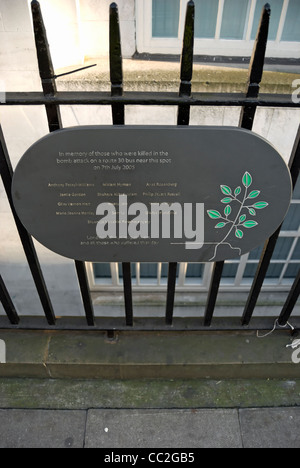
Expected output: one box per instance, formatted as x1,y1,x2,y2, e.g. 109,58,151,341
207,171,268,261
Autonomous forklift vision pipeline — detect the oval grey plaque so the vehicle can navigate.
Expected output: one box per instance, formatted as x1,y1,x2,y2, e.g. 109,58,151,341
12,126,292,263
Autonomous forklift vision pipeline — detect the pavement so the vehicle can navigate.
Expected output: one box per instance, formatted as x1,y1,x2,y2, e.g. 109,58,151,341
0,329,299,448
0,377,300,448
0,405,300,448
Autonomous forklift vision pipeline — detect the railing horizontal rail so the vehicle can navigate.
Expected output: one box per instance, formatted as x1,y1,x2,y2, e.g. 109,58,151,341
1,92,299,108
0,316,299,332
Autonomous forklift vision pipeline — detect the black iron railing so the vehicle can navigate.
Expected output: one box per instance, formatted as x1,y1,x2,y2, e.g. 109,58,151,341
0,1,299,332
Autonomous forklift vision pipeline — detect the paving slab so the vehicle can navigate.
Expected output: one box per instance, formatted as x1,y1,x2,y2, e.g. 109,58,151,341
239,408,300,448
0,409,86,448
85,409,242,448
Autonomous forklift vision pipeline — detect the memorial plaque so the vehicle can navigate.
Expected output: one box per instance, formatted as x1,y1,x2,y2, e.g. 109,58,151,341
12,126,292,262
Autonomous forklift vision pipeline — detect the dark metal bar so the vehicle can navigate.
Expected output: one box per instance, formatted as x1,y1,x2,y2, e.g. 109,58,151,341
239,3,271,130
54,63,97,79
0,275,20,325
0,127,56,325
205,4,271,327
1,91,299,108
31,0,62,132
165,1,195,326
0,315,299,332
31,0,95,326
278,269,300,326
177,0,195,125
110,2,124,124
122,263,133,326
204,260,224,326
166,263,178,325
75,261,95,326
204,262,224,327
242,126,300,325
166,0,194,324
109,2,133,326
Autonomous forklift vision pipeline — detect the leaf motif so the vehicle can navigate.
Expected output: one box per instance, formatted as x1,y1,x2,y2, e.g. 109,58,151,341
207,210,222,219
248,190,260,199
221,185,232,195
235,186,241,196
242,172,252,188
243,220,258,228
239,214,246,223
224,205,231,216
215,222,226,228
253,202,268,209
248,208,256,216
235,229,244,239
221,197,232,204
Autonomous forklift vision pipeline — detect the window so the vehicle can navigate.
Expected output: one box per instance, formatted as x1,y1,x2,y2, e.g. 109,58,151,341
90,176,300,292
220,0,250,40
152,0,180,38
251,0,284,40
282,0,300,42
136,0,300,58
194,0,219,39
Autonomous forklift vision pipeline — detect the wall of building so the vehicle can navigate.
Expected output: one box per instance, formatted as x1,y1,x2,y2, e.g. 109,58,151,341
0,0,299,318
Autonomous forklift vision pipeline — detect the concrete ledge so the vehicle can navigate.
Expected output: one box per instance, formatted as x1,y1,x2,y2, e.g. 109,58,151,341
56,59,300,94
0,329,299,380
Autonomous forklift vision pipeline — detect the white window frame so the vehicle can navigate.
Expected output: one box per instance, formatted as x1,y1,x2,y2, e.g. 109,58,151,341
87,196,300,293
136,0,300,59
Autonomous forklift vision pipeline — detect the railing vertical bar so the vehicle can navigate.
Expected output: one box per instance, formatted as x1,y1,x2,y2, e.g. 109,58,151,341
0,127,55,325
204,259,224,326
74,261,95,326
110,2,124,125
166,0,195,325
204,261,224,327
204,3,270,327
31,0,95,326
31,0,62,131
0,275,20,325
177,0,195,126
239,3,271,130
110,2,133,326
242,126,300,325
122,263,133,326
278,268,300,326
166,263,178,325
